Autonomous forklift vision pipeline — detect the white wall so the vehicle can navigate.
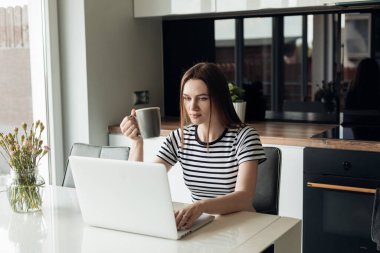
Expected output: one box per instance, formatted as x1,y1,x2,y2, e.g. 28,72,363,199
58,0,163,184
272,145,304,219
84,0,164,145
58,0,89,161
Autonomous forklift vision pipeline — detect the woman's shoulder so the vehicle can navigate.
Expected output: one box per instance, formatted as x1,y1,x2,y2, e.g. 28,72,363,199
227,125,259,135
170,124,196,136
224,125,260,142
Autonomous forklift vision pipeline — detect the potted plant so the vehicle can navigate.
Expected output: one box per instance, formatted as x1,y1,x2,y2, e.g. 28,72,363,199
314,81,337,113
228,83,246,122
0,121,49,212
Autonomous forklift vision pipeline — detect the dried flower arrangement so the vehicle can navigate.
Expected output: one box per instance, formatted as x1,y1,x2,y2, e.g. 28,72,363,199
0,121,49,212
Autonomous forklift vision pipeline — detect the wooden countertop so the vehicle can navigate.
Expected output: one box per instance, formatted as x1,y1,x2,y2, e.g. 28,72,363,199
109,119,380,152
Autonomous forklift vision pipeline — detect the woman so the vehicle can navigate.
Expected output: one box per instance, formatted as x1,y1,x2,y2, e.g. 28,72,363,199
345,58,380,111
120,63,266,230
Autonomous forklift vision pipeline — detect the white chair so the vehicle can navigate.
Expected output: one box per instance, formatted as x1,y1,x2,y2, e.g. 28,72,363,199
62,143,130,188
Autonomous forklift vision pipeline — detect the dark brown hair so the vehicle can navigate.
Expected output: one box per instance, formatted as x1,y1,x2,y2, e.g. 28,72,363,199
179,62,244,145
351,58,380,91
346,58,380,110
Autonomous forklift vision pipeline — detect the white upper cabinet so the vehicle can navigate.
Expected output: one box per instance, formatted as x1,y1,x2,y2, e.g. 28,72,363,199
134,0,215,18
135,0,374,18
215,0,373,12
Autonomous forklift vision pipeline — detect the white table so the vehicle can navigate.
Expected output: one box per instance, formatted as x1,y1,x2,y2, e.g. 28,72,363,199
0,186,301,253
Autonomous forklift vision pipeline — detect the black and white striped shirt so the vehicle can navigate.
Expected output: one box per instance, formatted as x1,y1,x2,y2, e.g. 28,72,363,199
157,124,266,201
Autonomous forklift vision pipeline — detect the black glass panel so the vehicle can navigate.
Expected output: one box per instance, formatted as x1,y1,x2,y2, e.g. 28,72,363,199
312,126,380,141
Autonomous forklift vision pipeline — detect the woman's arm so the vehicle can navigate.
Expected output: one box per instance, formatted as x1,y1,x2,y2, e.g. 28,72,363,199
153,156,173,172
200,160,258,213
176,160,258,229
120,109,144,161
128,139,143,161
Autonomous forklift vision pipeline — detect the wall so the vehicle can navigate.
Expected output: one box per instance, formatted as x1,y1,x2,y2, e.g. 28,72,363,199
58,0,163,184
58,0,89,168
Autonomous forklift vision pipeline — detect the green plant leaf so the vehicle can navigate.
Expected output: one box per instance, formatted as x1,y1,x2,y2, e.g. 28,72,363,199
228,82,245,102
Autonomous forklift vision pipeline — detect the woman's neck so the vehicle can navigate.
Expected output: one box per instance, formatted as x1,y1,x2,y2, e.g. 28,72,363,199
197,120,225,143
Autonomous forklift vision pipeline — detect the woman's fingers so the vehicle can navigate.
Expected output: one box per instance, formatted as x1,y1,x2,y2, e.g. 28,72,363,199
175,208,200,230
131,108,136,117
119,116,129,132
176,211,190,230
120,113,140,139
120,109,137,132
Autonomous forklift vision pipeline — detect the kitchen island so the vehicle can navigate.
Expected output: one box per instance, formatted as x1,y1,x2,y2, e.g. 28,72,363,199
109,119,380,152
108,120,380,220
0,186,301,253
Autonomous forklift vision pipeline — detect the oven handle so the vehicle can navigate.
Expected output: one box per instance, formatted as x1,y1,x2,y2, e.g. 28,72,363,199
307,182,376,194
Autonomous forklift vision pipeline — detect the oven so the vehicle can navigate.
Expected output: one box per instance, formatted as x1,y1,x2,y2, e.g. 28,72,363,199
303,147,380,253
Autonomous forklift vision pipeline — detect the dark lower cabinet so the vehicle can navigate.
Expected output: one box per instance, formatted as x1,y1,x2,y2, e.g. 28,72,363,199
303,147,380,253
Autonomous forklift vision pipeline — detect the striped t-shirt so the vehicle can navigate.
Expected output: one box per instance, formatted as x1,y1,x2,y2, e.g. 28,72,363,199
157,124,266,201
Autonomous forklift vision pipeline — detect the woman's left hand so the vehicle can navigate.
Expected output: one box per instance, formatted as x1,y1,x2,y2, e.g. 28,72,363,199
175,202,203,230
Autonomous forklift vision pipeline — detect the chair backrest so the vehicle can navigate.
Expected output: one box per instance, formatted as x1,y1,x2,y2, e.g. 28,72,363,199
253,146,281,215
62,143,130,188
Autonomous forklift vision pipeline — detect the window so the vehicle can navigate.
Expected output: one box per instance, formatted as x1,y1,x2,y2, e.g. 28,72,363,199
0,0,61,184
215,19,236,83
243,17,272,120
162,10,377,124
283,16,303,102
0,2,34,175
345,13,371,60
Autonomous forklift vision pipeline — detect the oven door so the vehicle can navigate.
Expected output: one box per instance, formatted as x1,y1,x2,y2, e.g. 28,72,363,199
303,174,379,253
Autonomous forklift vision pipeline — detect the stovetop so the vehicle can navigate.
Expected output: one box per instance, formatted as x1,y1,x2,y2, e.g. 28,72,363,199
312,126,380,142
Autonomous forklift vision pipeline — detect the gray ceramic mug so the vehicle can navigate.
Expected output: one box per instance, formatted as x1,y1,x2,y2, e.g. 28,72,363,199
135,107,161,138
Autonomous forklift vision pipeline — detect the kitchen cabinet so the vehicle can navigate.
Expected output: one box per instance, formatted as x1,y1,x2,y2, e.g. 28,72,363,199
134,0,215,18
135,0,367,18
303,148,380,252
216,0,368,13
215,0,337,12
215,0,293,12
109,134,304,219
269,144,304,220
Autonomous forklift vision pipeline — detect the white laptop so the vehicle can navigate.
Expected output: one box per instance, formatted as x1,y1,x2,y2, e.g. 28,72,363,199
69,156,214,240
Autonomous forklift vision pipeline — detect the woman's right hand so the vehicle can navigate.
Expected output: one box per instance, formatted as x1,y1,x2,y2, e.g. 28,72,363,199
120,109,142,142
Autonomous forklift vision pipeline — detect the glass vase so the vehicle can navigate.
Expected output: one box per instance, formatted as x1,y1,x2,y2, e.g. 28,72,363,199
6,167,45,213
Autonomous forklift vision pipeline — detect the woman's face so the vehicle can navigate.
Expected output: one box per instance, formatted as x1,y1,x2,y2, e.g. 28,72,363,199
182,79,212,125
